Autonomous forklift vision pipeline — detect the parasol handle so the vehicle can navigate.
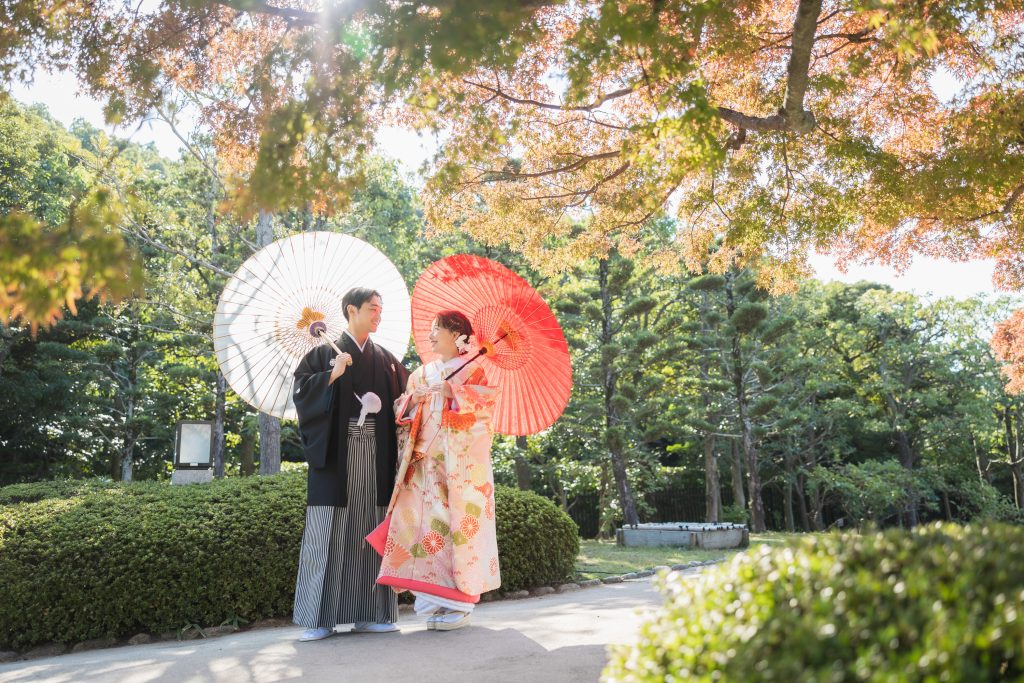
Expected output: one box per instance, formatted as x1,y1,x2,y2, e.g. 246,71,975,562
315,329,353,366
444,331,509,381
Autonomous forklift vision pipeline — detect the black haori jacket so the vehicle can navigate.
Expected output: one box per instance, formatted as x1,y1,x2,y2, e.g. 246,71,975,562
292,334,410,506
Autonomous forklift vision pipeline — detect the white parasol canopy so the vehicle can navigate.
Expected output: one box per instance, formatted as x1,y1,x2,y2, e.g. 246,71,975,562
213,231,410,420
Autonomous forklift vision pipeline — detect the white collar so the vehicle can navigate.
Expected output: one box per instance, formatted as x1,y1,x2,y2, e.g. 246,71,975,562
426,357,464,382
345,330,368,352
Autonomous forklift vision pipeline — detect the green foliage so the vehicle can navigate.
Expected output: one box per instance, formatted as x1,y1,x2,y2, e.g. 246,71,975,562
719,504,748,524
604,524,1024,682
687,274,726,292
0,475,579,649
729,301,768,334
0,101,143,327
810,460,933,526
0,477,116,505
0,473,305,650
493,485,580,593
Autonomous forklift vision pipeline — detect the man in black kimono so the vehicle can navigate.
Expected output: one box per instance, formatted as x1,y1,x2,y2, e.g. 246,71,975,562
291,287,409,641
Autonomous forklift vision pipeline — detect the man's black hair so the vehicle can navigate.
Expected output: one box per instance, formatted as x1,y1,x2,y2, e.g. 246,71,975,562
342,287,382,320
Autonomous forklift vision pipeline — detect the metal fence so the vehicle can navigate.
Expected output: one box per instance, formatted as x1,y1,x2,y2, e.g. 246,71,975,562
557,483,841,538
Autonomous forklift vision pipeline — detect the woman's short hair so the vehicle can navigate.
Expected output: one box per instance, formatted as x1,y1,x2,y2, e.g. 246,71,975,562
342,287,382,320
434,310,473,343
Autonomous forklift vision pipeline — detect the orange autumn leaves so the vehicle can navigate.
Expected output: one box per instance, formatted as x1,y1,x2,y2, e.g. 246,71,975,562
993,311,1024,395
2,0,1022,393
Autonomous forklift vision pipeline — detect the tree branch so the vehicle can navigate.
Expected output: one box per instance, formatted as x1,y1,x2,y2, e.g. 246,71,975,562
781,0,822,132
470,150,622,183
153,105,225,190
462,79,636,112
717,0,821,146
123,223,234,278
212,0,319,26
1003,183,1024,214
961,182,1024,223
525,162,632,203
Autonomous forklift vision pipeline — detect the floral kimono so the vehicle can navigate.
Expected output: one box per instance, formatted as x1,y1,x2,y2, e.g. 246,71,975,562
373,357,500,608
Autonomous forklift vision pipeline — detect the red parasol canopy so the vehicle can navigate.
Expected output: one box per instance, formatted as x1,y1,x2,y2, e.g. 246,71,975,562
411,254,572,436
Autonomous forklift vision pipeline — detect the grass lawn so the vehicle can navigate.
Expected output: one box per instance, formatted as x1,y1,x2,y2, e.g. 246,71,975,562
574,532,808,580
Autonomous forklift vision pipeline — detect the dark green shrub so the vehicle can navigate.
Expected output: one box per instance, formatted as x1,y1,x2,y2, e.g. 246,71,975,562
0,475,580,649
720,503,749,524
0,478,120,505
493,485,579,593
604,524,1024,682
0,473,306,650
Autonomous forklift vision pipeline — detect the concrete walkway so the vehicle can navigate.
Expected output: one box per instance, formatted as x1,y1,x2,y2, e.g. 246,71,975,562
0,574,690,683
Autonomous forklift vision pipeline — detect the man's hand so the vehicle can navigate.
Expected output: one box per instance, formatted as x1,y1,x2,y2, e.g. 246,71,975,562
329,353,353,384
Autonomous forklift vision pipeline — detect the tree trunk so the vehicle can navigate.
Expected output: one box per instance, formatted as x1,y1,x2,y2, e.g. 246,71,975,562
120,441,134,483
258,412,281,475
809,482,825,531
794,471,811,531
1003,406,1023,508
973,433,992,485
609,444,639,526
111,451,123,481
514,435,532,491
209,193,227,478
730,438,746,512
783,478,795,532
213,370,227,478
239,423,256,477
551,470,569,512
1016,407,1024,509
725,275,764,532
881,377,918,528
255,209,282,473
1011,460,1024,509
895,428,918,527
740,413,766,532
703,434,721,522
599,258,639,527
120,336,139,483
697,327,721,523
597,461,613,539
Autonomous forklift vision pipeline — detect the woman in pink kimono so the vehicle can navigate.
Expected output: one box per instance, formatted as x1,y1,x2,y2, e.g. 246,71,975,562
375,310,500,631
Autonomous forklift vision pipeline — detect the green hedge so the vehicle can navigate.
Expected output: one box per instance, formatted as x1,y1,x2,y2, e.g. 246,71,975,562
603,523,1024,682
0,474,578,650
0,477,121,505
494,485,579,593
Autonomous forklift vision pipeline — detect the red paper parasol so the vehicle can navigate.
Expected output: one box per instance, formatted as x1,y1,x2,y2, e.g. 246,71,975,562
411,254,572,436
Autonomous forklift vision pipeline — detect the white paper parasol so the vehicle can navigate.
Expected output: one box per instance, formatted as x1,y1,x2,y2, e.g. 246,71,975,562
213,231,410,420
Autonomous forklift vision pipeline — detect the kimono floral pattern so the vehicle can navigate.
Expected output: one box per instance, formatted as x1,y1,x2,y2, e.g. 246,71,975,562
377,360,501,599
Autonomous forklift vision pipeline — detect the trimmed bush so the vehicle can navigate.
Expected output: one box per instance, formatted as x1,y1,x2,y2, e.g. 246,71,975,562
604,524,1024,682
494,485,580,593
0,478,121,505
0,473,306,650
0,474,579,650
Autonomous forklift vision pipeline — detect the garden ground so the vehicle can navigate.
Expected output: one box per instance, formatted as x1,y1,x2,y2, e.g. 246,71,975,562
0,572,683,683
575,532,804,579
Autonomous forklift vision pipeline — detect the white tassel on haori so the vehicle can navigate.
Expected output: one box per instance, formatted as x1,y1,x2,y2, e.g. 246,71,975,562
355,391,382,426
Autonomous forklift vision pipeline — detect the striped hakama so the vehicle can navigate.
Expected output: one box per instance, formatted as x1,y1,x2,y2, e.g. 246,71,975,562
293,419,398,628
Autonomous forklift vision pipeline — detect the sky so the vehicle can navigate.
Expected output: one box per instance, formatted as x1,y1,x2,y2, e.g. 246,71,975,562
8,68,1001,301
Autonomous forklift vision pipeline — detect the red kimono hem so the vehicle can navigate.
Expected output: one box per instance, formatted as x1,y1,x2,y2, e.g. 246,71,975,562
376,575,480,603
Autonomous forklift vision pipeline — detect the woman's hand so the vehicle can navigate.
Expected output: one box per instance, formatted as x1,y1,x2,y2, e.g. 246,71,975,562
411,383,431,404
428,381,453,399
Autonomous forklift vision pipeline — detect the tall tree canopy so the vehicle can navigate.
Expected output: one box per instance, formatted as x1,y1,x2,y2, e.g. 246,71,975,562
1,0,1022,385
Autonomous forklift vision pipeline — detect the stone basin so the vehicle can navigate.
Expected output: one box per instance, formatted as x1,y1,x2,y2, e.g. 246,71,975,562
616,522,749,549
